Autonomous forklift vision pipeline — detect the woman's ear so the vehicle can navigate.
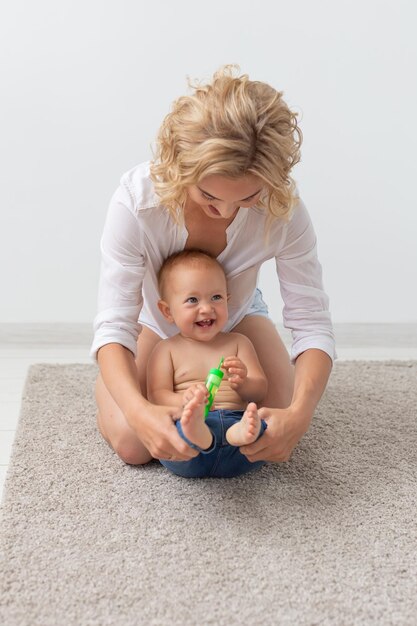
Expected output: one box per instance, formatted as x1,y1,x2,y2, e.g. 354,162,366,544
158,299,174,323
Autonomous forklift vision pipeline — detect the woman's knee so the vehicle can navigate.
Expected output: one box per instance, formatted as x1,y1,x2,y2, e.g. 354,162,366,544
95,377,152,465
97,411,152,464
232,315,294,407
112,435,153,465
97,414,152,465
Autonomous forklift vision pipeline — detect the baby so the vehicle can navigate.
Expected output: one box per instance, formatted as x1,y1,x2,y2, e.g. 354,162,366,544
147,249,269,478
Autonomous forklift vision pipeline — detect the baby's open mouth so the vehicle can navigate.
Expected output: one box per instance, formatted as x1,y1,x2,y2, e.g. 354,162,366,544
196,319,215,327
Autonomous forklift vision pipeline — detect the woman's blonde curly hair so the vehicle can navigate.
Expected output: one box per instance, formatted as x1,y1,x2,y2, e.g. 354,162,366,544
150,64,302,222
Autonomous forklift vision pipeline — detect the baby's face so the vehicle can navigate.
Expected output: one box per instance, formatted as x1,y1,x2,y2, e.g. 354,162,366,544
160,264,228,342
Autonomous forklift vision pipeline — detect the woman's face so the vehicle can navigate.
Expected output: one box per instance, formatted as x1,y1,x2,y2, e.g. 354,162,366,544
187,173,264,220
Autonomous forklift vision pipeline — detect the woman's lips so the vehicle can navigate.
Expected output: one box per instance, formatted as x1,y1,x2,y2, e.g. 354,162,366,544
208,204,220,216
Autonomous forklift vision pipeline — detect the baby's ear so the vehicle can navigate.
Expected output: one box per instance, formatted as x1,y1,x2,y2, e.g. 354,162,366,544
227,293,231,302
158,299,174,323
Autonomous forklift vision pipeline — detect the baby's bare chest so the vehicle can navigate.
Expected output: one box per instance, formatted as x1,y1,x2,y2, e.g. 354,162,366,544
170,337,237,388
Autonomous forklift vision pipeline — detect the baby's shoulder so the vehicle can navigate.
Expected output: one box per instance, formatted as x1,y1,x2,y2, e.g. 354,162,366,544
150,336,176,359
157,333,189,354
217,331,249,349
221,332,256,353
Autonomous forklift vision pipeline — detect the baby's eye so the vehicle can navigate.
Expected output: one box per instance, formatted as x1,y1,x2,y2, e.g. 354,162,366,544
186,297,198,304
212,294,223,301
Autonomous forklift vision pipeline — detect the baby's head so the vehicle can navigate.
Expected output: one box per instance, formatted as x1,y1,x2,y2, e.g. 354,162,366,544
157,249,229,341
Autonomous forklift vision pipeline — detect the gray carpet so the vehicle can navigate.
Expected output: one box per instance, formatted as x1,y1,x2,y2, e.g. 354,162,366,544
1,362,416,626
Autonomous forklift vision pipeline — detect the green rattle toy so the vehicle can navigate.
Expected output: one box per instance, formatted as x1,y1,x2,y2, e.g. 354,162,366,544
204,357,225,418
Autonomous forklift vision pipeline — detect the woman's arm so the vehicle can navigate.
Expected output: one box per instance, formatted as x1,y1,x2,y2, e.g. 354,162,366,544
93,171,200,461
98,343,148,419
290,348,333,422
237,198,335,463
91,192,147,361
275,199,336,366
97,343,198,461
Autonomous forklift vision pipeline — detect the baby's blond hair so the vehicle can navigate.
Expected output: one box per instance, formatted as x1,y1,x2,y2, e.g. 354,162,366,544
150,64,302,224
158,249,226,300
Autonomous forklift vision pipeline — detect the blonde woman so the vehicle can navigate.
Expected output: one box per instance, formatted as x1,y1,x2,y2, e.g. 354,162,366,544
92,65,335,466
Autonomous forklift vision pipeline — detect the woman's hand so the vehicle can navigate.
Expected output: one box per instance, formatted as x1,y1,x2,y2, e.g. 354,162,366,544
239,350,332,462
132,401,199,462
239,406,311,463
222,356,248,389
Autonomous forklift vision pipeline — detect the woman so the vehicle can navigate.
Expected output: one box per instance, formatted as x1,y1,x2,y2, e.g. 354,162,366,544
92,64,335,465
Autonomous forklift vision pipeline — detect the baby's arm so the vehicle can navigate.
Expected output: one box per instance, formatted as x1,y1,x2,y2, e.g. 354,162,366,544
222,334,268,403
147,341,183,408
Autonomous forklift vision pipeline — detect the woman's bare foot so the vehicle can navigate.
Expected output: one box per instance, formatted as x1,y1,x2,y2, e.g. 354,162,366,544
226,402,261,446
181,385,213,450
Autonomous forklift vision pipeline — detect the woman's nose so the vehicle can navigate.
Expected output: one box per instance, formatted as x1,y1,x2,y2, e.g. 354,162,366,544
222,204,237,217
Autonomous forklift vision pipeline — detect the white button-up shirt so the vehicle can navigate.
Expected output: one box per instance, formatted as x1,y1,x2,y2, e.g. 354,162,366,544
91,161,336,364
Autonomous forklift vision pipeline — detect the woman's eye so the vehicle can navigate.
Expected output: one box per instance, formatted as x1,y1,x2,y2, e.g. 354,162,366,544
202,192,214,201
242,194,259,204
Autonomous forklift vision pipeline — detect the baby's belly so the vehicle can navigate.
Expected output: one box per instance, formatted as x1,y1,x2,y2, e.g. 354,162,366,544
174,379,246,411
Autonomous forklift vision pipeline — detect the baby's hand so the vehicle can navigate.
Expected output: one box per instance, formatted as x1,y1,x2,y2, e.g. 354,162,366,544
182,383,209,407
222,356,247,389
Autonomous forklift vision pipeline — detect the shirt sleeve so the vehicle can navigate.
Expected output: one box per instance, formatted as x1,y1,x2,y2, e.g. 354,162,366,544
90,185,146,360
275,198,337,364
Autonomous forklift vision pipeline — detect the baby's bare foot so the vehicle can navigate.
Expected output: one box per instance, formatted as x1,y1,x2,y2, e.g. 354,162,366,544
181,386,213,450
226,402,261,447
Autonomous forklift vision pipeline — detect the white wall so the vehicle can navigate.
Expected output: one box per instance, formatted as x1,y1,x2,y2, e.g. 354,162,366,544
1,0,416,323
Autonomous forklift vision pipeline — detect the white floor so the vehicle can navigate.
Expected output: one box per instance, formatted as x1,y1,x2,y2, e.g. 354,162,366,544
1,323,417,501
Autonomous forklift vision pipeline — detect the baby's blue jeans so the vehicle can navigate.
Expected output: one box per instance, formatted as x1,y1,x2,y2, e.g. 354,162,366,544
160,409,267,479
